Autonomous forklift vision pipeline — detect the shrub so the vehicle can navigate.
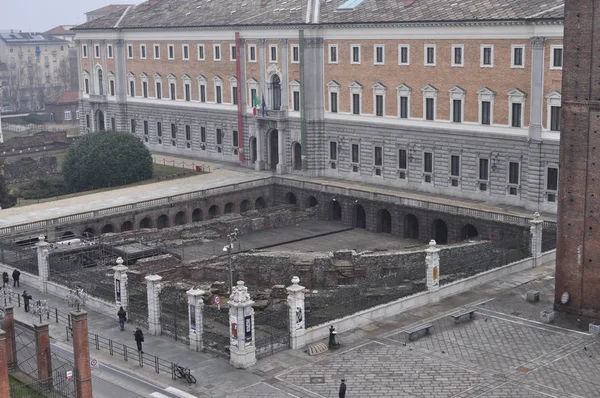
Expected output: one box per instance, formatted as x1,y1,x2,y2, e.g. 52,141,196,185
63,132,153,192
16,177,67,199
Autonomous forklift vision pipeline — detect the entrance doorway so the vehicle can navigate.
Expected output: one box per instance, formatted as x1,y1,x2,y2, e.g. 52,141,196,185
432,219,448,244
403,214,419,239
377,209,392,233
352,204,366,228
292,142,302,170
249,136,257,164
329,201,342,221
95,110,105,132
269,130,278,170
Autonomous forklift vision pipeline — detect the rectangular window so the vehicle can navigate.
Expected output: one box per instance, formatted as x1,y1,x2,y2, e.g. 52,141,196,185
452,45,463,66
481,101,491,125
216,128,222,145
107,44,113,58
512,45,524,67
154,44,160,59
131,119,136,133
184,83,191,101
269,45,277,62
551,46,563,69
168,44,175,60
351,144,359,164
230,45,236,61
200,127,206,143
400,96,408,118
127,45,133,59
86,114,90,128
550,106,561,131
155,82,162,99
185,125,191,141
82,45,88,58
216,86,222,103
197,44,205,60
232,130,239,147
200,85,206,102
232,86,238,105
330,141,337,161
547,167,558,191
171,124,177,139
109,80,115,96
450,155,460,177
399,45,409,65
292,45,299,63
375,95,384,116
64,110,72,121
111,117,115,131
170,83,176,100
329,44,338,63
214,44,221,61
250,88,257,106
95,45,100,58
425,45,435,65
331,92,338,113
374,146,383,166
423,152,433,173
129,80,135,97
479,158,489,180
144,120,149,135
398,149,407,170
481,45,493,67
143,81,148,98
182,44,189,60
452,99,462,123
374,45,384,65
248,44,256,62
351,45,360,64
511,103,522,127
293,91,300,111
509,162,520,185
140,44,146,59
425,98,434,120
352,93,360,114
157,122,162,137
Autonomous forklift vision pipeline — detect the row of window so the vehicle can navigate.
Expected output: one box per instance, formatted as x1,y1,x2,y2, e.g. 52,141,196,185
327,141,559,199
329,44,563,69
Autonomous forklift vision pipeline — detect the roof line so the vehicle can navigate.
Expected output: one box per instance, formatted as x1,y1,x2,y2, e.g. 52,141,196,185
526,4,564,19
114,6,133,29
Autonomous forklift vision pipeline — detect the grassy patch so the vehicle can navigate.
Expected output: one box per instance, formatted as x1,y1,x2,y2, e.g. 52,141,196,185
9,375,47,397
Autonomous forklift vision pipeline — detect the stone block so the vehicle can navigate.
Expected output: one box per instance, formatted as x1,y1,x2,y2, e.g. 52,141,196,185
589,322,600,337
526,290,540,302
539,310,554,323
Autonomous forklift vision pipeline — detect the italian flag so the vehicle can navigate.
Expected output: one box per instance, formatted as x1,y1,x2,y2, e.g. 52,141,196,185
252,92,260,116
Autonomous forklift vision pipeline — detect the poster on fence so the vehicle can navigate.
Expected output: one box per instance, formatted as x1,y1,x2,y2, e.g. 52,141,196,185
296,297,305,330
189,304,196,332
230,315,238,347
115,279,121,303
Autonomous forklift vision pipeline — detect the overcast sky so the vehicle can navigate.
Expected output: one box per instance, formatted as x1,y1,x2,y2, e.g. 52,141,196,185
0,0,145,33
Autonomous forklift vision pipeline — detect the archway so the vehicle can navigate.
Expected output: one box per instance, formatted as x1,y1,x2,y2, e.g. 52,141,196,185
95,110,105,132
307,196,318,208
285,192,297,205
432,219,448,244
271,74,281,110
240,200,250,213
157,214,170,229
403,214,419,239
329,200,342,221
61,231,75,239
192,208,203,222
101,224,114,234
120,221,133,232
208,205,219,219
461,224,479,240
352,204,366,228
139,217,152,229
377,209,392,233
249,136,257,164
175,211,187,226
224,202,234,214
268,129,279,170
255,197,265,209
292,142,302,170
82,228,95,237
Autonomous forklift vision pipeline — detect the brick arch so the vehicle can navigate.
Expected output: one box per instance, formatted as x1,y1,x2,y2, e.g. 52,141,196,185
120,221,134,232
240,200,251,213
224,202,235,214
82,227,95,237
101,224,114,234
208,205,220,219
157,214,170,229
139,217,152,229
192,208,203,222
174,211,187,226
254,197,265,209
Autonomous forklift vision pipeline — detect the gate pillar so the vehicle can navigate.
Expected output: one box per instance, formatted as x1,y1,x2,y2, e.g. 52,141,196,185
529,212,543,266
286,276,306,350
113,257,129,310
0,330,9,397
34,322,52,390
228,281,256,368
425,240,441,303
36,236,50,293
2,306,17,370
145,275,162,335
187,288,205,352
71,311,93,398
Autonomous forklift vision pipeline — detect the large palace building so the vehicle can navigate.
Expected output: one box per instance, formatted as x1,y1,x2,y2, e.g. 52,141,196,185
73,0,565,213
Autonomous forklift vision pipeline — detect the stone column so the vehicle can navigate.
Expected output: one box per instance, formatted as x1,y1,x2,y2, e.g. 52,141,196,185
228,281,256,369
36,236,50,293
529,37,546,141
425,240,441,303
145,275,162,335
258,39,266,101
530,212,543,266
2,306,17,370
286,276,306,350
34,322,52,390
186,288,205,352
87,40,95,95
255,125,265,171
113,257,129,310
280,38,289,111
0,330,10,398
71,311,93,398
277,128,287,174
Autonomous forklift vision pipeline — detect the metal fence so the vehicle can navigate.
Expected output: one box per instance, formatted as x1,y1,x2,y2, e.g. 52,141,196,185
542,221,557,252
254,304,289,359
0,242,38,275
159,286,189,345
202,305,230,359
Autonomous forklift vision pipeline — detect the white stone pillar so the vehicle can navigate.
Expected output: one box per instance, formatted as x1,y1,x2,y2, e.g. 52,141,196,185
286,276,306,350
112,257,129,310
186,288,205,352
36,236,50,293
255,127,265,171
529,212,543,266
425,240,440,303
528,37,546,141
145,275,162,335
277,128,286,174
228,281,256,369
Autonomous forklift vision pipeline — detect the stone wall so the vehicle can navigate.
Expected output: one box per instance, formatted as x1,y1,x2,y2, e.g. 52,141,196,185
3,156,60,184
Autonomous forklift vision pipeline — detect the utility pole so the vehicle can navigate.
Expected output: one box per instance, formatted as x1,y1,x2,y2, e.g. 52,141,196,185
223,228,239,294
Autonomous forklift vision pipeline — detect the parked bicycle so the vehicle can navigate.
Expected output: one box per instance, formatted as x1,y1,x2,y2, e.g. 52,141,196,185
174,364,196,384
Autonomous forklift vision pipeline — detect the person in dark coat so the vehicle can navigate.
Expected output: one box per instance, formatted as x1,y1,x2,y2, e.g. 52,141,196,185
134,328,144,353
22,290,32,312
2,272,8,287
339,379,346,398
12,269,20,287
117,306,127,331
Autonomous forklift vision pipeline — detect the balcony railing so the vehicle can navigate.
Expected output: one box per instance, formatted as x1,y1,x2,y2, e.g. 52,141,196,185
256,108,287,121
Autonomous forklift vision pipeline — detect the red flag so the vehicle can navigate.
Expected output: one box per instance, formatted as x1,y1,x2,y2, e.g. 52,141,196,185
253,107,257,116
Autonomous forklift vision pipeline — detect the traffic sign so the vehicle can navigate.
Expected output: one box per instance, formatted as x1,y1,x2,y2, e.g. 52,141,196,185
214,296,221,305
90,358,99,369
66,371,73,381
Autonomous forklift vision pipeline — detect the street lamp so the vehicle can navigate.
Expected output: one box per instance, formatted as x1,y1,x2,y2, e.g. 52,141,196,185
66,287,88,311
222,228,239,294
31,299,49,324
0,285,12,307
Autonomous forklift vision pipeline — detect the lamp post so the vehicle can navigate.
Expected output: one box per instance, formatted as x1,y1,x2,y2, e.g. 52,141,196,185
223,228,239,294
0,285,12,307
67,287,88,311
31,299,49,324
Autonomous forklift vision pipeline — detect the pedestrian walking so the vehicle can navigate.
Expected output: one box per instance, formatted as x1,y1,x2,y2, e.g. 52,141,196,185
22,290,32,312
339,379,346,398
2,272,8,287
117,306,127,331
12,269,20,287
134,328,144,353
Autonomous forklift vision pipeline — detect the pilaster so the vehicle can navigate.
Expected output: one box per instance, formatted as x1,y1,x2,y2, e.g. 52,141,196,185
87,40,95,95
186,288,205,352
529,37,546,140
113,257,129,310
425,240,441,303
34,322,52,390
228,281,256,369
286,276,306,350
145,275,162,335
255,122,265,171
280,38,289,111
277,127,287,174
258,39,266,101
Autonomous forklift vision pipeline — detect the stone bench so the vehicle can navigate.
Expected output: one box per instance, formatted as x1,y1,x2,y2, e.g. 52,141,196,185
449,308,476,324
403,323,433,341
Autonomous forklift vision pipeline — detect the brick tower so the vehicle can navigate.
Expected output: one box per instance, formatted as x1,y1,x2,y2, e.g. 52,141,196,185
555,0,600,317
